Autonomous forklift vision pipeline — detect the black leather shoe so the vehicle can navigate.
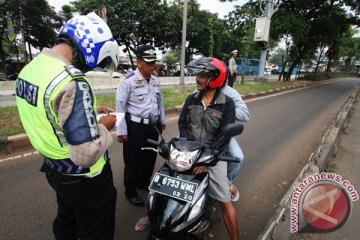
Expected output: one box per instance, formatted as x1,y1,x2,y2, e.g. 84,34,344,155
126,195,145,206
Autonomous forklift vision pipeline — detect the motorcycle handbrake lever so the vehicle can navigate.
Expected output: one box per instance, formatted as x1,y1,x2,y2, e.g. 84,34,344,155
141,147,159,152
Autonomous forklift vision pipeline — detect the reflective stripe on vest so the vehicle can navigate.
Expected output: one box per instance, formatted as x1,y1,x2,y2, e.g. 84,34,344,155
44,70,69,147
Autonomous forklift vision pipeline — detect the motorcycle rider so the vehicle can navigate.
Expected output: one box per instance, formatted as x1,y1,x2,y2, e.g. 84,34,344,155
135,57,240,239
191,71,250,201
178,57,239,240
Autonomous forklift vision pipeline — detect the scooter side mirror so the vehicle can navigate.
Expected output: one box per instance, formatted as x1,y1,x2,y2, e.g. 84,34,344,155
148,113,165,141
223,123,244,137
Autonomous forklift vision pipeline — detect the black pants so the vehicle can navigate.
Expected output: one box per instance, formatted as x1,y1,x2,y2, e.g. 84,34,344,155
123,120,160,197
43,161,117,240
228,73,236,87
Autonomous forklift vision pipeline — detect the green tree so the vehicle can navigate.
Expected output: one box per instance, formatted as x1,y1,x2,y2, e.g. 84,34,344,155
71,0,181,47
163,50,180,67
225,1,262,59
23,0,62,50
343,0,360,24
71,0,182,68
0,0,61,67
271,0,354,79
268,48,286,66
338,36,360,71
59,4,74,22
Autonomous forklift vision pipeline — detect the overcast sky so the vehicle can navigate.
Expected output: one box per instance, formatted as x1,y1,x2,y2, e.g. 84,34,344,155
47,0,247,19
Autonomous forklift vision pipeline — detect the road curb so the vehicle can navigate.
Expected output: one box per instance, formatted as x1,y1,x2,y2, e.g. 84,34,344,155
257,84,360,240
0,79,341,159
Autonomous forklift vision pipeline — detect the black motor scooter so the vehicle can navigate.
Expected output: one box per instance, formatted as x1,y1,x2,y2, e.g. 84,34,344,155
142,121,244,240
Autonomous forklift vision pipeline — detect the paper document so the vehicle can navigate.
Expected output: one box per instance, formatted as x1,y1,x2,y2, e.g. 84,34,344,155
97,112,125,129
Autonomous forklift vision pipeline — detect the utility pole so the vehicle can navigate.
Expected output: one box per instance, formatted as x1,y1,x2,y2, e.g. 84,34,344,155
179,0,188,86
254,0,280,80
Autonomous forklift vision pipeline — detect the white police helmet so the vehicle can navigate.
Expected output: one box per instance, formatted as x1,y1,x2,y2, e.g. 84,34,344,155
58,12,119,72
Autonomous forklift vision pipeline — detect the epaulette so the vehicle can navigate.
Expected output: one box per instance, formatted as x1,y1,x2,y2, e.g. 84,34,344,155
124,71,135,79
65,65,85,78
152,73,159,78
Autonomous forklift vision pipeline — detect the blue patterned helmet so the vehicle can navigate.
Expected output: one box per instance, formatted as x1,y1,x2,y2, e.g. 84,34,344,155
58,12,119,72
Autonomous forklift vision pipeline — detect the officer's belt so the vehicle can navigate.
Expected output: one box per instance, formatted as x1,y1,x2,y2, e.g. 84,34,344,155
43,151,109,177
129,114,158,125
44,156,90,175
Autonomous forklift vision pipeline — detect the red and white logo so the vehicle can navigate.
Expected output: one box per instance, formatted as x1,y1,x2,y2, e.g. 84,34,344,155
290,173,358,233
301,182,351,231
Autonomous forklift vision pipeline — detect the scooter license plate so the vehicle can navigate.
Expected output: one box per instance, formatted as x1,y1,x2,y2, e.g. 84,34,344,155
149,173,198,203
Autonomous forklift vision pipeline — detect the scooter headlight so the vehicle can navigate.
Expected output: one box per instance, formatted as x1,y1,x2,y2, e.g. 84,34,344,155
169,145,200,172
187,194,206,222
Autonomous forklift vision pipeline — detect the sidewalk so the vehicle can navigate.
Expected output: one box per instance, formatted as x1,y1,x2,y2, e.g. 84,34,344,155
297,93,360,239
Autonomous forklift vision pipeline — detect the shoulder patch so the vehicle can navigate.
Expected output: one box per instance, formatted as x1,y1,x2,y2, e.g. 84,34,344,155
124,71,135,79
118,80,129,93
65,65,85,78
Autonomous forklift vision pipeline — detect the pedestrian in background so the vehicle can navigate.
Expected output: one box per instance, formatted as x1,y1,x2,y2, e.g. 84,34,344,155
228,49,238,87
116,45,166,206
15,13,119,240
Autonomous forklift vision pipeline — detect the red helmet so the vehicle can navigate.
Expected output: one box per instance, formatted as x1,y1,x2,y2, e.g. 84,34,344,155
186,57,227,88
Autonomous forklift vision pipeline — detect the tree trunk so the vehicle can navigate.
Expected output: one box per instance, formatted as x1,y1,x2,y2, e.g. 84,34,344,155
287,51,304,81
0,33,6,70
314,62,320,73
326,54,332,73
125,42,135,70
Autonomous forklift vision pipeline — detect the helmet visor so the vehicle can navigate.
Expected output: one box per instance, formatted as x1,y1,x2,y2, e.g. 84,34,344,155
98,57,116,75
186,67,210,76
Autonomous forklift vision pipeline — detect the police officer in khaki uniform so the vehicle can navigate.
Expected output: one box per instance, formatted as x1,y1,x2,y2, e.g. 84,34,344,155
116,45,166,206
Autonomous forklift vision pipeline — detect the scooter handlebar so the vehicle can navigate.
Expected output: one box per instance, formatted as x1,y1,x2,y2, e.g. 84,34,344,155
147,139,160,147
217,156,241,163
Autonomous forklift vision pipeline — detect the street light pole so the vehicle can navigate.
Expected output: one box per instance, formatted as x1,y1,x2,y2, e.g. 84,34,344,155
179,0,188,86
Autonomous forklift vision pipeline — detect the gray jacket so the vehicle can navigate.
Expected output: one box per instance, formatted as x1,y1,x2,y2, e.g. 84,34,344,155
178,90,235,150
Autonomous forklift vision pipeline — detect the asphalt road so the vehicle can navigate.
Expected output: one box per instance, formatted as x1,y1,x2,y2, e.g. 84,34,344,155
0,78,359,240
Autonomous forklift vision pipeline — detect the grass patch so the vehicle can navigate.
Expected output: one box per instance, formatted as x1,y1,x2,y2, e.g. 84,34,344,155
0,81,304,138
325,161,337,173
95,86,196,109
161,86,196,108
299,72,356,81
96,94,116,109
0,106,24,139
233,81,295,95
